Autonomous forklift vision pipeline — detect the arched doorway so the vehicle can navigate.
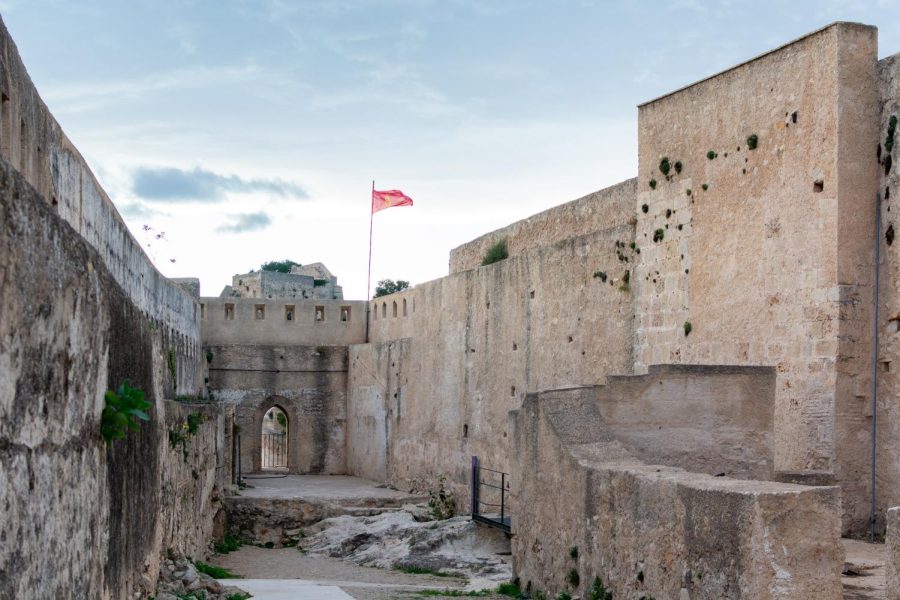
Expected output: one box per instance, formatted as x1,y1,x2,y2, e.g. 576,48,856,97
261,405,288,471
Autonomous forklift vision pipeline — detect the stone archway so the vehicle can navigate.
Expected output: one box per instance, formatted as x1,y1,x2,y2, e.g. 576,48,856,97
260,405,288,470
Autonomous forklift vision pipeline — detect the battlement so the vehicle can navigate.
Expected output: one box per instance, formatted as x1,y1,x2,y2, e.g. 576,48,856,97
201,297,366,346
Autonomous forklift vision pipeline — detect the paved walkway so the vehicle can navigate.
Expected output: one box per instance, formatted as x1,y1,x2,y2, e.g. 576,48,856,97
842,539,885,599
236,474,425,505
219,579,355,599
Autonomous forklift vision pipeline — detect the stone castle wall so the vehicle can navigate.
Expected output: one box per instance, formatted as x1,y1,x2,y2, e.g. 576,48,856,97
634,22,879,530
349,22,900,539
353,218,636,498
0,17,199,367
448,179,636,273
0,153,223,599
512,387,843,600
208,344,349,475
201,298,367,346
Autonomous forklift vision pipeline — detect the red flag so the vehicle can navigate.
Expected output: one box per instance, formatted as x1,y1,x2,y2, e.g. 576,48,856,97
372,189,414,214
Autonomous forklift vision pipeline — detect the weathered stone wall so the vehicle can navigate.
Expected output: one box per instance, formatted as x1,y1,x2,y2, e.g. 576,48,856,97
634,22,879,531
207,344,348,475
511,389,844,599
888,506,900,600
0,16,200,374
354,220,636,499
594,364,776,480
448,179,636,273
876,53,900,531
201,298,366,346
225,269,342,300
0,155,223,599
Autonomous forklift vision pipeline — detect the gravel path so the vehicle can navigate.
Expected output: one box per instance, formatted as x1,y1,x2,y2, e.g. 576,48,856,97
208,547,511,600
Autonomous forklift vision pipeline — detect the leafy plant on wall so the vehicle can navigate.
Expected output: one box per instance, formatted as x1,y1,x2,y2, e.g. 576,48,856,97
101,380,151,444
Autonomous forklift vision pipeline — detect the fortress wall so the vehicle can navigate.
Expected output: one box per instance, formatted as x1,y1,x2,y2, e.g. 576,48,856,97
201,298,367,346
368,287,419,341
875,54,900,528
634,22,879,531
351,220,636,498
448,178,636,273
511,389,843,600
0,18,200,371
0,156,223,599
208,344,349,475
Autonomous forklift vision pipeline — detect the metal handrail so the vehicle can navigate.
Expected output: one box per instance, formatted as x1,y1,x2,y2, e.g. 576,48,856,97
470,455,511,534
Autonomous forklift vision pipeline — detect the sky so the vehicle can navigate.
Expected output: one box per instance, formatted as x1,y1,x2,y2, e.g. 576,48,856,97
4,0,900,299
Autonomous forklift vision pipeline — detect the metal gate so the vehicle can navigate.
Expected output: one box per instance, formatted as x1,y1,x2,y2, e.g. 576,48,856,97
471,456,512,533
261,432,288,469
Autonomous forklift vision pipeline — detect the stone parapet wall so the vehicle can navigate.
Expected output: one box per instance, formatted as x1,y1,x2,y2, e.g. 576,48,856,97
511,390,844,599
350,221,636,500
0,16,199,354
201,298,367,346
448,178,636,273
368,288,419,342
0,155,224,599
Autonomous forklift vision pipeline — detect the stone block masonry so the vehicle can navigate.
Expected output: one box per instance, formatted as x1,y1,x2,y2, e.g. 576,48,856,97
635,22,879,532
512,389,844,599
0,153,225,598
208,344,349,475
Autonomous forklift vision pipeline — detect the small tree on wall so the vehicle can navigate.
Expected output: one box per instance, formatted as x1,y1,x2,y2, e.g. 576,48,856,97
374,279,410,298
260,259,301,273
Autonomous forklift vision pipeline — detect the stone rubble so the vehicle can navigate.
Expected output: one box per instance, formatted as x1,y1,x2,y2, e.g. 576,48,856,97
153,555,251,600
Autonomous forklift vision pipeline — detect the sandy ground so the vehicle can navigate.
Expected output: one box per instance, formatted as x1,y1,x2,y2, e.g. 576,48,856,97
210,546,512,600
842,539,886,600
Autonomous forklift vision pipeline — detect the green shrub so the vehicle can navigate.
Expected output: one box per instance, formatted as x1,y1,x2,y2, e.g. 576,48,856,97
641,203,649,213
101,380,151,444
706,150,717,160
684,321,693,336
213,535,243,555
194,561,240,579
496,581,523,597
659,157,671,176
566,569,580,587
260,259,300,273
653,229,664,243
589,577,613,600
649,179,656,190
593,271,607,282
481,238,509,266
746,134,759,150
674,160,682,173
701,183,708,191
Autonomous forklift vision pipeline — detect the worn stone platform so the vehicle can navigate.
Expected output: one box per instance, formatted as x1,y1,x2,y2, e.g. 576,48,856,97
224,475,428,545
235,474,425,505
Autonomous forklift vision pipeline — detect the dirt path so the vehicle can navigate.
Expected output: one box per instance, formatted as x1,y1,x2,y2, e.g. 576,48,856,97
842,539,886,600
209,547,511,600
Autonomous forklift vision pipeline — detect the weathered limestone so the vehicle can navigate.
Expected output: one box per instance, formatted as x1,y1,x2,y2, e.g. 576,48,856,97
511,390,844,599
636,22,879,531
888,506,900,599
449,178,636,273
0,151,224,598
358,218,636,499
201,297,366,346
209,344,349,474
223,263,343,300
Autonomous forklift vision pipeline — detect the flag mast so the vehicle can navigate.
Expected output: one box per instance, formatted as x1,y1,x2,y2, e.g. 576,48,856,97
365,180,374,343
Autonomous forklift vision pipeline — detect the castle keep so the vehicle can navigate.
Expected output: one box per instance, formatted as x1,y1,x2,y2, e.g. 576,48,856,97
6,17,900,600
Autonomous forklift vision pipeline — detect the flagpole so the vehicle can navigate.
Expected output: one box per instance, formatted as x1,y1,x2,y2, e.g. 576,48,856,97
365,180,374,343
